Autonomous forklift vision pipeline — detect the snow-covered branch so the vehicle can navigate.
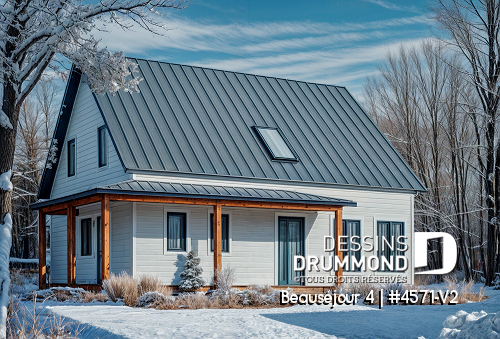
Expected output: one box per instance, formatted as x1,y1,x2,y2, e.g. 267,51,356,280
0,110,13,130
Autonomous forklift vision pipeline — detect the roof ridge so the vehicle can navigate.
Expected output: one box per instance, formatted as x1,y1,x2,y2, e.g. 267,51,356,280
127,57,346,89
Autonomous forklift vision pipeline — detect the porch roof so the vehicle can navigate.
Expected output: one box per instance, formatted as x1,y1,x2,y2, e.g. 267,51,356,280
31,180,356,210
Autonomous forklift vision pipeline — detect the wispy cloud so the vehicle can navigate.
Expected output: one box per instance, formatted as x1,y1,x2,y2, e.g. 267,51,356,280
363,0,420,13
92,13,431,99
193,38,425,83
94,15,430,54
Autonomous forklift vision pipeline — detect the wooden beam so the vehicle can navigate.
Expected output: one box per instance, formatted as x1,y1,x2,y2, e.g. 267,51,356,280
40,195,103,214
49,209,68,215
108,194,342,211
213,204,222,286
38,211,46,289
101,194,110,281
334,208,343,284
67,206,76,285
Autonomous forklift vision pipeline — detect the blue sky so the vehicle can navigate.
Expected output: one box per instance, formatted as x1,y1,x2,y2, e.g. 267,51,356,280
93,0,433,99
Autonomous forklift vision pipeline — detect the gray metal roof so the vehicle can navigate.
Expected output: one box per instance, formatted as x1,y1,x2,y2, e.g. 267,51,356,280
101,180,357,206
94,59,425,192
31,180,357,210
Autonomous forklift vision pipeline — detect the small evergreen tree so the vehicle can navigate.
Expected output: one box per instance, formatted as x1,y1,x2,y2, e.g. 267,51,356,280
179,251,205,292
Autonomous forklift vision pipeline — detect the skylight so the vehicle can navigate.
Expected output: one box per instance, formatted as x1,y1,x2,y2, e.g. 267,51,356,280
253,126,298,162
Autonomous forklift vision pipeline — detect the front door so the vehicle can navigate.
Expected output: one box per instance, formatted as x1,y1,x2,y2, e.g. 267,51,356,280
76,214,100,284
278,217,305,285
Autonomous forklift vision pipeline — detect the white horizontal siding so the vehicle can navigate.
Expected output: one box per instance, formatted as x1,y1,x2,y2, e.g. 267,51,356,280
132,174,414,285
76,204,100,284
49,202,132,283
111,202,132,275
50,215,67,284
50,83,131,199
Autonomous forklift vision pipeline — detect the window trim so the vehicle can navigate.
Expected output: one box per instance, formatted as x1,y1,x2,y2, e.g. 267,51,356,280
77,215,94,258
253,126,299,162
374,218,406,274
97,125,108,168
67,138,76,177
163,208,190,254
209,213,230,253
342,219,362,273
331,214,365,276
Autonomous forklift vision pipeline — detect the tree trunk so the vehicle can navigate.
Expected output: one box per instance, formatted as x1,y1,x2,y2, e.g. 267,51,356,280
1,81,19,216
0,81,20,335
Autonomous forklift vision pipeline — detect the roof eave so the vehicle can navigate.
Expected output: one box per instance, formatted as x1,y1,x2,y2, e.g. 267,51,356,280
37,66,82,200
30,187,356,211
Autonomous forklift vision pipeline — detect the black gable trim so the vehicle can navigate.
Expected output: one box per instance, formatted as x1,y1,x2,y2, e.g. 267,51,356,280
37,66,81,199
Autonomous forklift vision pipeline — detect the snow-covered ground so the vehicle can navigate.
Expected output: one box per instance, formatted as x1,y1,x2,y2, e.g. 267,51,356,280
20,286,500,339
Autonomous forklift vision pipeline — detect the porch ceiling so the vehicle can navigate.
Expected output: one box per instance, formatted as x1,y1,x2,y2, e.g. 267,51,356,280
30,180,356,210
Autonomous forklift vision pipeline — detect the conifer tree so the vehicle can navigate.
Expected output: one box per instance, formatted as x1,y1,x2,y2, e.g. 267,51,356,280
179,251,205,292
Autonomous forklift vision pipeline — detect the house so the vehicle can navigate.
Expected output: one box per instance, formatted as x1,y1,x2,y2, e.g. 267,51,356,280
31,59,426,290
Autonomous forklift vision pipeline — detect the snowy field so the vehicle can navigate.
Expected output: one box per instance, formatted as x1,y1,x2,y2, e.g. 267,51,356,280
19,286,500,339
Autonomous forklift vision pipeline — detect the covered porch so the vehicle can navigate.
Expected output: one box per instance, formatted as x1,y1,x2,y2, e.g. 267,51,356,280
32,181,356,290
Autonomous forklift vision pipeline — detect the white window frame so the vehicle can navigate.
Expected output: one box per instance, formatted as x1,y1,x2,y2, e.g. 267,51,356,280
163,207,190,254
76,213,99,259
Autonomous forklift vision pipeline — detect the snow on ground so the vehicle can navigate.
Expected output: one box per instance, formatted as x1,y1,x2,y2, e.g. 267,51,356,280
9,258,39,264
438,310,500,338
21,286,500,339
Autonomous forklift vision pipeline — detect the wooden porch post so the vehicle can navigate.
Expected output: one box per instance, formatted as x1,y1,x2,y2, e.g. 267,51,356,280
334,208,343,284
38,211,46,289
67,206,76,285
213,203,222,286
101,194,110,281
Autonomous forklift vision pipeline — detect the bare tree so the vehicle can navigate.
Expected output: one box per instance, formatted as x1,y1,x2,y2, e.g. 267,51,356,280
363,40,482,281
12,98,45,260
0,0,187,333
432,0,500,285
35,80,58,148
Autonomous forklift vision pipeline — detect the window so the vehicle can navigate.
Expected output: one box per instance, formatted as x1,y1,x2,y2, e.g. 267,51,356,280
253,126,298,161
167,212,186,251
81,218,92,256
377,221,405,272
67,138,76,177
98,126,108,167
210,214,229,252
342,220,361,272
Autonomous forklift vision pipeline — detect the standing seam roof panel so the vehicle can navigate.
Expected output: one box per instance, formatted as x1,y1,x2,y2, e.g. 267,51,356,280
287,80,362,184
207,70,280,179
92,59,426,192
262,76,329,182
246,75,311,181
294,81,369,185
336,87,422,189
325,86,402,188
310,84,387,186
181,66,243,176
132,61,178,170
171,65,232,175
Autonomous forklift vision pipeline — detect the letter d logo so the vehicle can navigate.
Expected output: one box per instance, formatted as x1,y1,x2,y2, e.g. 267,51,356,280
414,232,457,275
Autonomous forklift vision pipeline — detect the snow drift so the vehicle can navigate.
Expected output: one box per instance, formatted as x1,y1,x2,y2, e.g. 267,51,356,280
438,310,500,338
